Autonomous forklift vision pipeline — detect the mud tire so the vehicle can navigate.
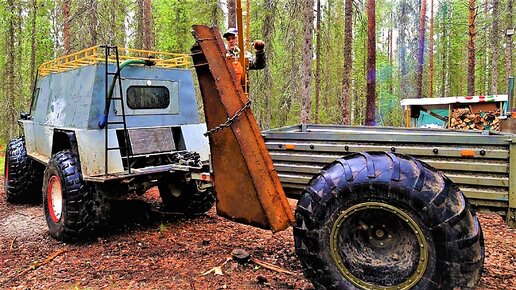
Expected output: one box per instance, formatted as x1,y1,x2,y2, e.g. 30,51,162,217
294,152,484,290
43,150,106,241
159,178,215,215
4,137,43,203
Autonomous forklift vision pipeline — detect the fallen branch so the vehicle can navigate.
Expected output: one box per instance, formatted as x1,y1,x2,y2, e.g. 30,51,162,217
9,236,17,251
230,248,295,275
203,249,296,277
251,258,296,275
16,249,69,278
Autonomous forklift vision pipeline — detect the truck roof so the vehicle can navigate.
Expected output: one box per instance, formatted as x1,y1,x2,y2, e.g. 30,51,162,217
38,46,190,77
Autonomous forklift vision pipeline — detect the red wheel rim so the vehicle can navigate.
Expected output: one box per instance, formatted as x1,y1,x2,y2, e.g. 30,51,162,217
47,175,63,223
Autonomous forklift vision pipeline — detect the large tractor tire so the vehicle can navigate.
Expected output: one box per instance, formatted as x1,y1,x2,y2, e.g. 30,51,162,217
294,152,484,290
4,137,43,203
43,150,110,241
159,178,215,215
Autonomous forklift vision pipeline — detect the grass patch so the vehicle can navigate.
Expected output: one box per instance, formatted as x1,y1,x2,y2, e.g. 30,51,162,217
0,155,4,176
0,142,4,175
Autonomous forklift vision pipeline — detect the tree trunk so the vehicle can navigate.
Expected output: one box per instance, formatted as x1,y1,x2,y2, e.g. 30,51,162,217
211,1,220,27
484,0,489,94
467,0,476,95
300,0,314,124
227,0,236,28
137,0,144,50
261,0,276,129
416,0,427,98
429,0,434,97
440,3,447,97
16,1,23,108
29,0,37,102
7,0,15,138
491,0,499,94
342,0,352,125
63,0,71,54
110,0,116,43
89,0,98,47
144,0,152,50
388,11,393,95
507,0,513,87
365,0,376,125
314,0,321,124
399,1,408,99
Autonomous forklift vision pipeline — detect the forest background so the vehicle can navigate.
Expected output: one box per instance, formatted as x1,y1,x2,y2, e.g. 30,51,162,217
0,0,514,143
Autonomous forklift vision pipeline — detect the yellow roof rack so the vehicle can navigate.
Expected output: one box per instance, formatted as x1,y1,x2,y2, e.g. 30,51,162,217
38,46,190,76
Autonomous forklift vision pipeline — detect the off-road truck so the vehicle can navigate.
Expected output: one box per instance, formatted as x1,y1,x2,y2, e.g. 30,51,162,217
4,46,214,241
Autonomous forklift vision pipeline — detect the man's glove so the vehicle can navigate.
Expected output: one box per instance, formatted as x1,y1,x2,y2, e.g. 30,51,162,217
253,40,265,52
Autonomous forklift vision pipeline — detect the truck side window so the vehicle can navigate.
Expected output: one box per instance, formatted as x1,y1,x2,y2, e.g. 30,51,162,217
126,86,170,109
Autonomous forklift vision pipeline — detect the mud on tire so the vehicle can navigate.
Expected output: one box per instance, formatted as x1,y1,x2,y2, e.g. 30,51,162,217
4,137,44,203
159,176,215,215
294,152,484,290
43,150,109,241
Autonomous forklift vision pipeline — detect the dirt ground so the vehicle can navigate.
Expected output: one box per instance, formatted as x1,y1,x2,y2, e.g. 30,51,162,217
0,176,515,289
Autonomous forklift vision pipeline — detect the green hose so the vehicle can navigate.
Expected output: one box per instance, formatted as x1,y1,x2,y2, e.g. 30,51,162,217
99,59,155,128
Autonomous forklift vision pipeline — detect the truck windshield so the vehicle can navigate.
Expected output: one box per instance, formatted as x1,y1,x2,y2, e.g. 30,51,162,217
126,86,170,109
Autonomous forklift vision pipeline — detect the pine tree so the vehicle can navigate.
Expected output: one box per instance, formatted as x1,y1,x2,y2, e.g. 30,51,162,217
467,0,476,95
342,0,352,124
416,0,427,98
300,0,314,124
365,0,376,125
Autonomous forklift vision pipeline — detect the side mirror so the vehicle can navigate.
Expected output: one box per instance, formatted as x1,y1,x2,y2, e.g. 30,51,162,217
20,112,31,120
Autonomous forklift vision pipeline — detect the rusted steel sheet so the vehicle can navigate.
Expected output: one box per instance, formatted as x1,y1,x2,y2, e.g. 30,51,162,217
191,25,294,232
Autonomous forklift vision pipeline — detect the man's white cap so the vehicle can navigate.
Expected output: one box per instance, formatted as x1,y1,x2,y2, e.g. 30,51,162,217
223,28,238,38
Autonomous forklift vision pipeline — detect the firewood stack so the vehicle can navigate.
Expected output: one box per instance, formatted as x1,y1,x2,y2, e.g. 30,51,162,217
449,107,500,131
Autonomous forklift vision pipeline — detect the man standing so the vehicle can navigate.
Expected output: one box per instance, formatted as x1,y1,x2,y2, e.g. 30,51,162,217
222,28,266,87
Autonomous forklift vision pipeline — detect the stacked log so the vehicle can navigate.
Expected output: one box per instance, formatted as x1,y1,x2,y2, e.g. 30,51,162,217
449,107,500,131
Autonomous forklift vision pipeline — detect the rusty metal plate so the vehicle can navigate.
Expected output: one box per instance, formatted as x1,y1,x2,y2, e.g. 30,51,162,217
128,127,175,155
191,25,294,232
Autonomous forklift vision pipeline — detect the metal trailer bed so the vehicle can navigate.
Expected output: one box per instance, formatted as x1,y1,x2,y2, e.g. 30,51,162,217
263,124,516,228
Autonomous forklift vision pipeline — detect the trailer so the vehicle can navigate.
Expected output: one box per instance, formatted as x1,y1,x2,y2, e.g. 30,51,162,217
263,124,516,229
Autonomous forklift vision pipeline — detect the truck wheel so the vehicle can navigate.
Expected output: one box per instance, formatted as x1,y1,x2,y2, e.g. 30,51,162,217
159,179,215,215
43,150,96,241
294,152,484,290
4,137,43,203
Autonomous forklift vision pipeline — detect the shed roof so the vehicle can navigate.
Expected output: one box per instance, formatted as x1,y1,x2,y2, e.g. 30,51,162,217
400,95,508,107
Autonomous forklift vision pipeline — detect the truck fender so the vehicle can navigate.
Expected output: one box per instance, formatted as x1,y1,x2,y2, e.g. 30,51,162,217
51,130,79,157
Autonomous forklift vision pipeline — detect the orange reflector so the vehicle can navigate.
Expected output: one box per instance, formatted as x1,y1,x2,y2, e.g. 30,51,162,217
201,173,212,181
461,149,475,157
285,144,296,150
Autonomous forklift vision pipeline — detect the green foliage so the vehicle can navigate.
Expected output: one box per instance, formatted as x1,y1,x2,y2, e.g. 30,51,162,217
0,0,513,137
0,155,4,176
158,223,167,233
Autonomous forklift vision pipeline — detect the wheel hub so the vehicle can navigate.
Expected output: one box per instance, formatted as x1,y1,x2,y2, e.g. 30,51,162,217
47,176,63,223
330,202,428,290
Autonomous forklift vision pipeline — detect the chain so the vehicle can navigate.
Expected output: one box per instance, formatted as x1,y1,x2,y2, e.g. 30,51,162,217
204,99,252,136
